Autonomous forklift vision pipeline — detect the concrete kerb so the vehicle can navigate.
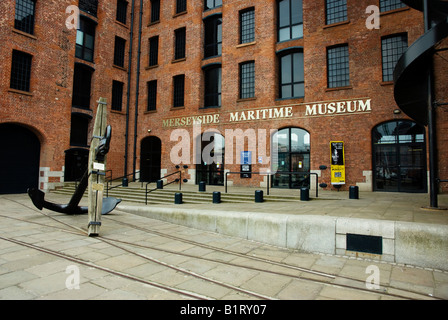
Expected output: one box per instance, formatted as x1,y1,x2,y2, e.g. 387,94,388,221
117,205,448,271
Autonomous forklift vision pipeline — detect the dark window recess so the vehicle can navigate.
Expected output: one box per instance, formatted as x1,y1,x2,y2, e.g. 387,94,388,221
204,0,222,11
381,34,408,82
10,50,32,92
204,15,222,58
240,61,255,99
151,0,160,23
114,36,126,67
76,17,96,62
15,0,36,35
204,66,221,108
325,0,347,25
112,81,124,111
149,36,159,66
173,75,185,107
79,0,99,17
174,28,186,60
147,80,157,111
346,234,383,255
380,0,406,12
240,8,255,44
70,114,90,147
116,0,128,24
176,0,187,14
327,44,349,88
72,64,93,109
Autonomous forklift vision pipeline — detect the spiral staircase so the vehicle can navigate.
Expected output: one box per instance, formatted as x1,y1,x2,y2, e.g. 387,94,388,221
393,0,448,208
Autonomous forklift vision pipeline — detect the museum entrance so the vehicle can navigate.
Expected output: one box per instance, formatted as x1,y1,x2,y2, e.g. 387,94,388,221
372,120,427,193
196,132,225,186
272,127,310,189
140,136,162,182
0,123,41,194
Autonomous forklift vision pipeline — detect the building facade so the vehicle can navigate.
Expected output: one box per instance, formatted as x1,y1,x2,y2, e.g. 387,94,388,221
1,0,447,195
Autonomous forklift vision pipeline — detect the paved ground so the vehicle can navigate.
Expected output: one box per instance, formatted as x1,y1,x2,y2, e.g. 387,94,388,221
0,190,447,304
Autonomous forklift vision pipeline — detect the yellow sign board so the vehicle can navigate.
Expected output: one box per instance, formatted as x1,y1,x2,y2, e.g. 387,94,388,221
330,141,345,185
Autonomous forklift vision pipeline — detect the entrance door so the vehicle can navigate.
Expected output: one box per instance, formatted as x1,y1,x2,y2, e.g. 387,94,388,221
196,132,225,186
140,137,162,182
0,124,40,194
373,120,427,193
272,127,310,189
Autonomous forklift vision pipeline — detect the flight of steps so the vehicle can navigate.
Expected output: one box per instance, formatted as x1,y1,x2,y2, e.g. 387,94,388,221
51,182,302,205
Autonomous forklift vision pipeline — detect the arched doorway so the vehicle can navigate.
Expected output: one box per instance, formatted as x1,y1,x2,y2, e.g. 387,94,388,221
372,120,427,193
140,136,162,182
272,127,310,189
0,123,41,194
196,132,225,185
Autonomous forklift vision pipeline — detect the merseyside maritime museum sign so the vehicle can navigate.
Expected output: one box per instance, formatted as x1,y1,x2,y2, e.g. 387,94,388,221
162,98,372,128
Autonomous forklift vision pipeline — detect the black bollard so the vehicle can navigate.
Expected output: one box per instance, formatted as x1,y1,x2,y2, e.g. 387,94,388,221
349,186,359,199
255,190,263,203
300,187,309,201
174,192,183,204
213,191,221,204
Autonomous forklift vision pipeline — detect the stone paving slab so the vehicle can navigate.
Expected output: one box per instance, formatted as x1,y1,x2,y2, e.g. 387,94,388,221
0,193,447,304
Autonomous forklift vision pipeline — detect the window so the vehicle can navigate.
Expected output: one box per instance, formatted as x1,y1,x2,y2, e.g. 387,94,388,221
174,28,186,60
147,80,157,111
14,0,36,35
204,15,222,58
150,0,160,23
240,61,255,99
114,36,126,67
278,0,303,42
79,0,98,17
72,63,94,109
204,65,221,108
380,0,406,12
173,75,185,107
76,17,96,62
149,36,159,66
325,0,347,25
116,0,128,24
112,80,124,111
204,0,222,11
176,0,187,14
240,8,255,44
10,50,32,92
381,34,407,82
327,44,350,88
279,51,304,99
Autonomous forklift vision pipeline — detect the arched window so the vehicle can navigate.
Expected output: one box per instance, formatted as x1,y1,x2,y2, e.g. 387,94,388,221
372,120,427,193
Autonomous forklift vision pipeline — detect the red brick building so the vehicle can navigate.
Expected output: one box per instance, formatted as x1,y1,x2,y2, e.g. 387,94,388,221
1,0,447,197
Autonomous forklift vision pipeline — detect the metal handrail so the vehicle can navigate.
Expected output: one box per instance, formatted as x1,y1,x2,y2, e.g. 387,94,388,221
224,171,319,197
145,171,182,205
106,171,140,197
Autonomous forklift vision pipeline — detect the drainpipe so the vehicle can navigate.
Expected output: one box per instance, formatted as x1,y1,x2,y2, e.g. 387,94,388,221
132,0,143,181
424,0,438,208
124,0,136,178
